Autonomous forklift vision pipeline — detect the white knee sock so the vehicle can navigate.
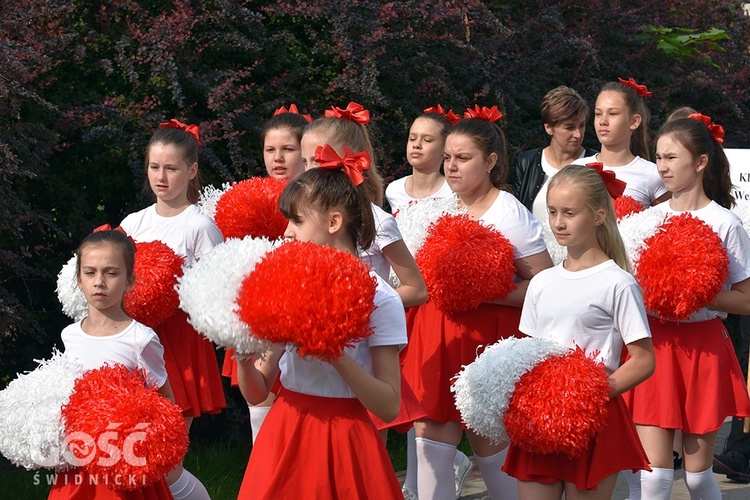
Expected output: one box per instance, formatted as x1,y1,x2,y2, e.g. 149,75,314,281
454,448,467,468
416,437,455,500
640,467,673,500
248,405,270,444
169,469,211,500
404,427,419,493
684,467,721,500
622,469,641,500
474,448,518,500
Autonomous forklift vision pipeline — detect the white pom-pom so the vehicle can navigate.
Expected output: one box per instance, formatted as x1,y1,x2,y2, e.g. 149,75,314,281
56,255,88,321
178,236,281,355
452,337,567,444
198,182,232,220
541,221,567,266
0,349,84,470
617,207,669,269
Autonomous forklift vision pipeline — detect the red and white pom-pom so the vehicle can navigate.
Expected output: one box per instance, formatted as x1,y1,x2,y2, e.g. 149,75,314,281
197,182,231,220
178,236,280,355
61,364,188,490
635,213,729,321
0,349,83,470
123,240,184,328
214,177,288,240
541,221,566,266
416,214,516,316
617,206,668,270
613,195,644,220
504,348,610,458
238,241,377,362
56,254,88,321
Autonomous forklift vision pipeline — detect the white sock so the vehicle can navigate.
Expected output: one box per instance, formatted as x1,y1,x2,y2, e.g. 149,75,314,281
453,448,467,468
416,437,455,500
404,427,419,493
640,467,673,500
248,405,270,444
169,469,211,500
474,447,518,500
622,469,641,500
683,467,721,500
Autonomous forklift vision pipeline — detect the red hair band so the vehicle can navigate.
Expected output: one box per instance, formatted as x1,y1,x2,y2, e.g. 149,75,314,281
617,77,653,98
586,162,627,199
273,103,313,123
159,119,201,146
324,101,370,124
688,113,725,144
424,104,461,126
93,223,137,251
463,105,503,123
314,144,371,186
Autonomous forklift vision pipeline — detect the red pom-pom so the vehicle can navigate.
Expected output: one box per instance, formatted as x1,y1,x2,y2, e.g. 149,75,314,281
237,241,376,362
214,177,288,239
416,214,516,316
613,195,644,220
124,241,183,328
635,213,729,321
504,348,610,458
61,365,188,490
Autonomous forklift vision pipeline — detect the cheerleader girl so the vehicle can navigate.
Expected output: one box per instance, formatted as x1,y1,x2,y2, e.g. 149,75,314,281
580,78,669,208
625,116,750,499
235,155,405,499
403,111,554,500
502,164,655,499
49,228,174,499
119,120,222,500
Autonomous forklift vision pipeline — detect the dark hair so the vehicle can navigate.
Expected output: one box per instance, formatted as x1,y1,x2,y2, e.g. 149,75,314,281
541,86,590,126
415,112,453,139
145,126,201,204
76,230,136,278
448,118,510,191
261,112,310,146
657,118,734,209
599,81,651,160
278,168,376,250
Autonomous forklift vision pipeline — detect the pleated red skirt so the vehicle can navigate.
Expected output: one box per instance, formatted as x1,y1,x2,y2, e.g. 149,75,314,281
623,317,750,434
221,349,239,387
401,301,523,423
156,310,226,417
369,373,428,432
48,469,172,499
238,388,402,499
503,396,650,490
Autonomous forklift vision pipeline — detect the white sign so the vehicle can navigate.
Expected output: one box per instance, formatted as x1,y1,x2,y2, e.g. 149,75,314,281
727,149,750,215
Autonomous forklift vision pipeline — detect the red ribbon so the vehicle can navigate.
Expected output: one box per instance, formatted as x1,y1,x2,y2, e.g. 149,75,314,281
617,77,653,98
314,145,371,186
687,113,725,144
424,104,461,126
93,224,137,251
324,102,370,124
586,162,627,199
274,103,313,123
463,105,504,123
159,119,201,146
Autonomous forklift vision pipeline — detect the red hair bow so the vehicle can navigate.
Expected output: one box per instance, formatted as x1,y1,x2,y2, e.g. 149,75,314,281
424,104,461,126
617,77,652,98
160,119,201,146
464,105,504,123
315,144,371,186
586,162,626,199
324,102,370,124
93,224,137,250
274,103,313,123
688,113,725,144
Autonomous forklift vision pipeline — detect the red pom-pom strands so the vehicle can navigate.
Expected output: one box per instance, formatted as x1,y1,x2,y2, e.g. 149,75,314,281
613,195,645,220
634,213,729,321
61,365,188,490
416,215,516,317
213,177,288,240
238,241,377,362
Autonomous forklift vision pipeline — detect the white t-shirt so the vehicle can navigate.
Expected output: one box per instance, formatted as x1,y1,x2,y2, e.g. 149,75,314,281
520,260,651,374
279,274,407,398
386,176,454,213
359,203,404,281
120,204,223,267
62,319,168,388
580,155,668,208
531,149,590,222
480,191,548,259
653,200,750,322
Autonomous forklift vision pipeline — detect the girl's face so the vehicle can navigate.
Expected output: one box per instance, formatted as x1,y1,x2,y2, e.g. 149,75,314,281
547,182,603,251
300,131,327,171
407,117,445,172
77,243,134,314
147,142,197,205
264,127,304,182
655,133,707,196
594,91,641,150
283,207,336,246
544,116,586,156
443,133,496,197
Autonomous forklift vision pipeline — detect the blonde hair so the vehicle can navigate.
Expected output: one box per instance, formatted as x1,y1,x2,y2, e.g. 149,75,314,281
548,164,631,273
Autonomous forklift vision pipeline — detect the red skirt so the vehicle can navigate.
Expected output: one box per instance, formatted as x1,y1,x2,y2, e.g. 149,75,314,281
623,317,750,434
369,373,428,432
48,469,172,499
503,396,650,490
221,349,239,387
238,388,402,499
401,301,523,423
156,310,226,417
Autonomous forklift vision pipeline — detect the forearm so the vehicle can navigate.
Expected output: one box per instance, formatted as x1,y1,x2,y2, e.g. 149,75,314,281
607,339,655,397
333,346,401,422
236,347,283,405
714,288,750,316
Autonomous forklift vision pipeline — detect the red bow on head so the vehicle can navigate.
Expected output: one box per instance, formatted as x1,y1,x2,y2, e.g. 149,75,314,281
617,77,653,98
424,104,461,126
160,119,201,146
314,145,371,186
463,105,504,123
586,162,627,199
324,102,370,124
687,113,725,144
274,103,313,123
93,224,137,251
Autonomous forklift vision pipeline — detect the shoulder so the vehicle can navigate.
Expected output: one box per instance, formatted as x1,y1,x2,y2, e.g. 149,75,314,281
186,205,223,237
386,176,408,194
515,148,543,170
120,205,154,231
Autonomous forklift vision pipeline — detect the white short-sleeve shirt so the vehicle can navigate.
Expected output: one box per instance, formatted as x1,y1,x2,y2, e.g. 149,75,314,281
386,176,454,213
359,203,404,281
579,155,668,208
479,191,548,259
